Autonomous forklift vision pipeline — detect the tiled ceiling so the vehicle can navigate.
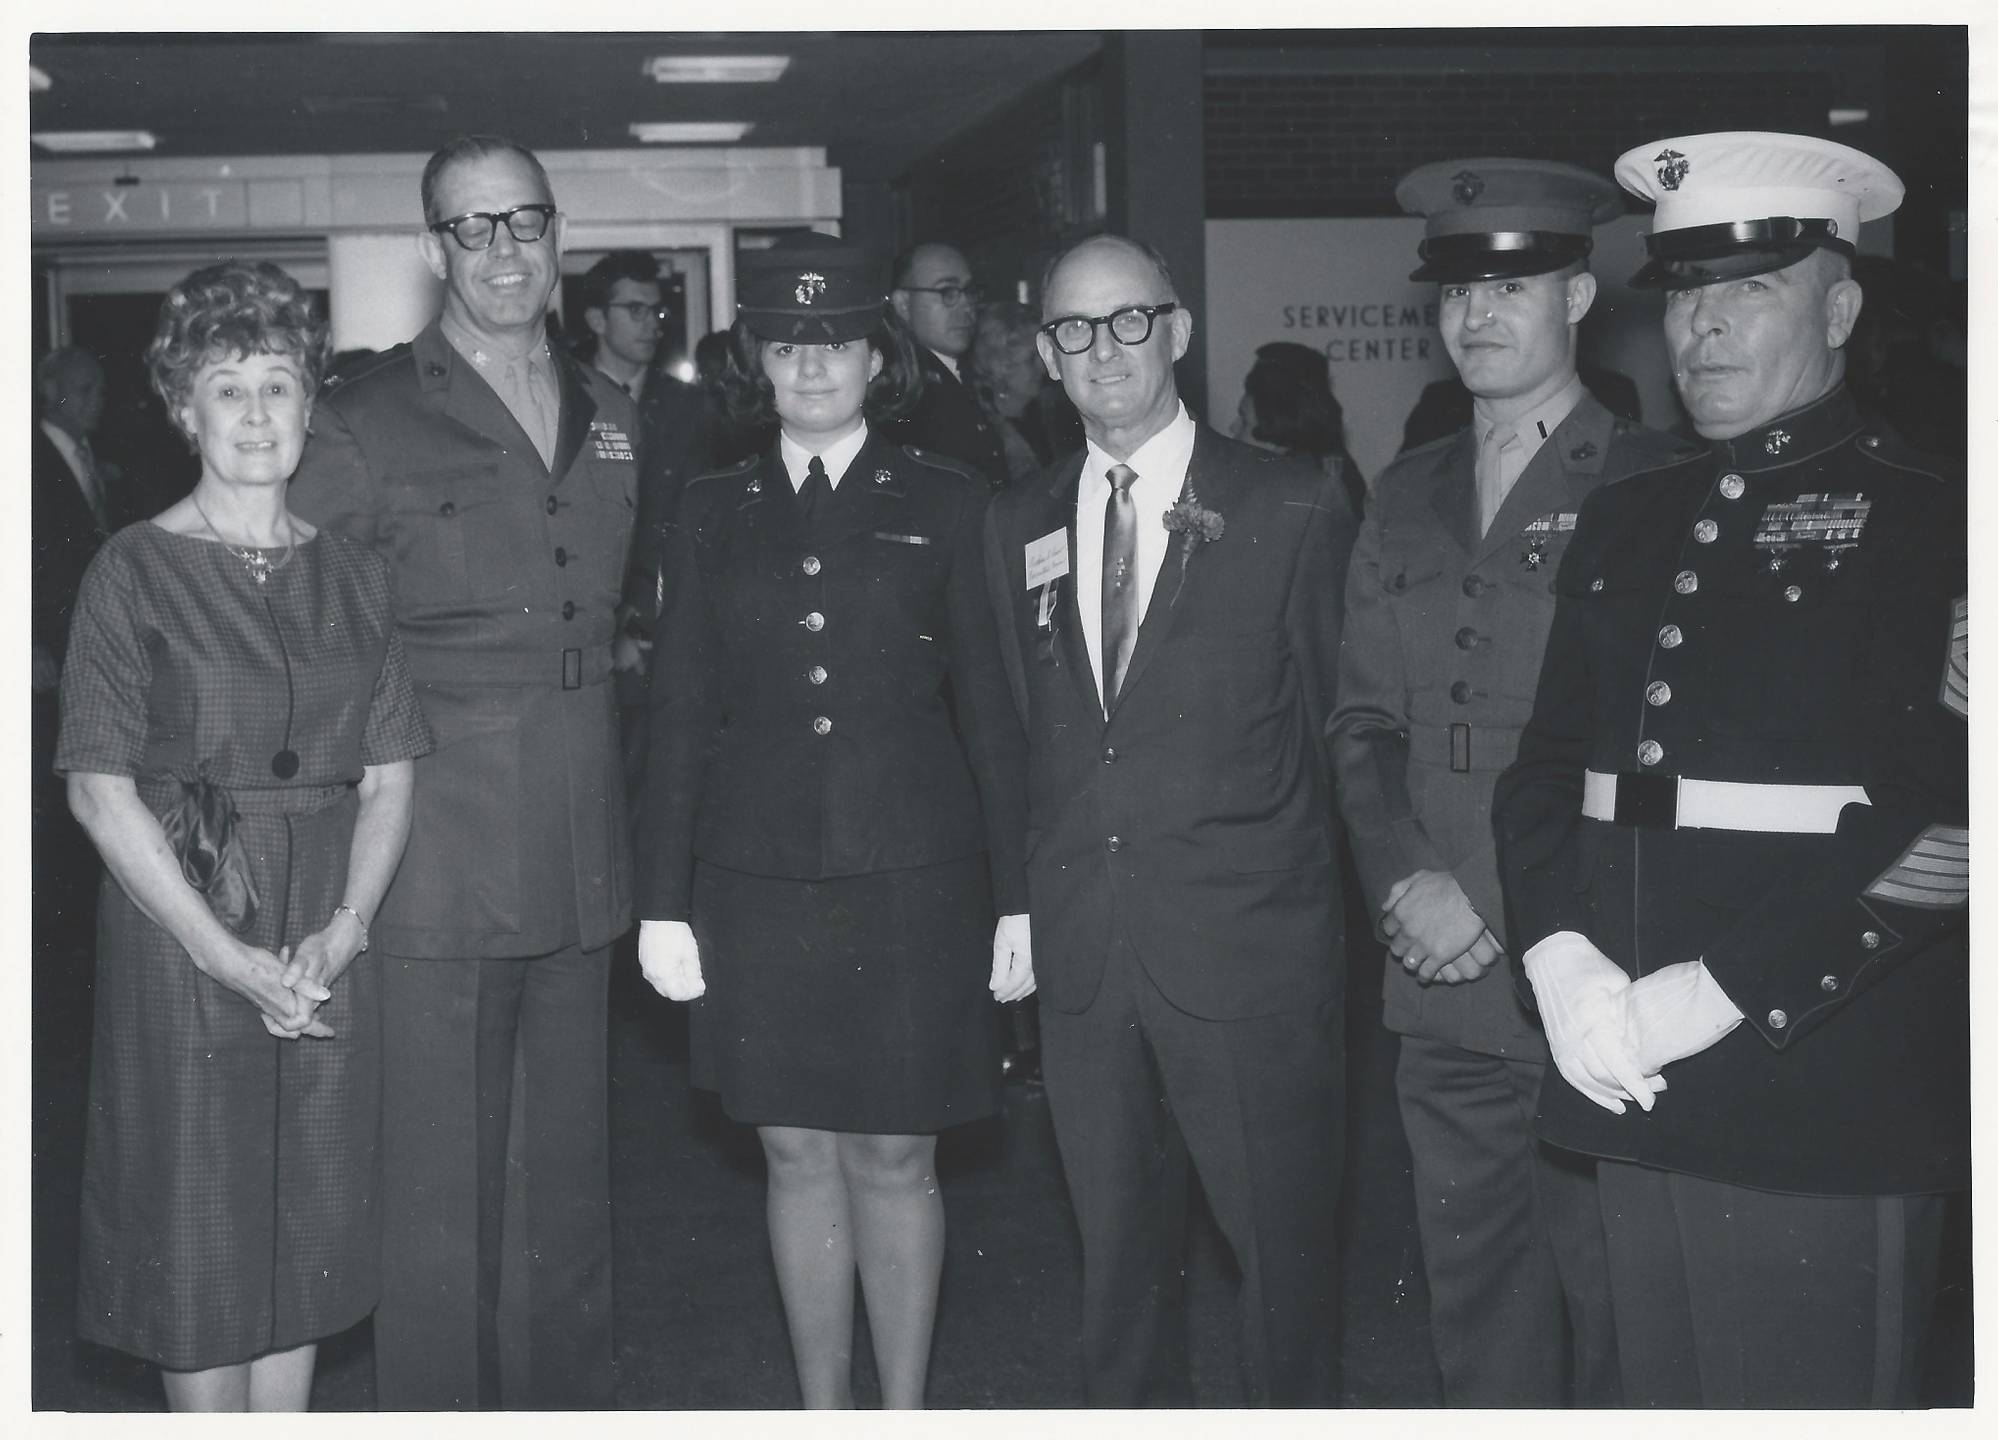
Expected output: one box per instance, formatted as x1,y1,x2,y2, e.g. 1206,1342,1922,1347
28,31,1105,182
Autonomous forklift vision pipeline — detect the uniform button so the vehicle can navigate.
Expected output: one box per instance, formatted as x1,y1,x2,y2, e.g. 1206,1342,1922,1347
1590,577,1605,593
1820,975,1840,992
1673,569,1699,595
807,665,828,685
812,715,833,736
1784,585,1803,603
1719,474,1746,500
554,546,568,566
1390,573,1408,593
562,600,576,620
1454,626,1480,651
1450,680,1472,704
1102,747,1118,763
1860,930,1881,950
1693,519,1719,544
1106,835,1122,853
1646,681,1672,706
1462,575,1486,598
1860,434,1880,449
545,495,559,515
804,611,825,632
801,555,822,576
1658,623,1683,649
438,500,457,517
1767,1008,1788,1030
1636,739,1664,767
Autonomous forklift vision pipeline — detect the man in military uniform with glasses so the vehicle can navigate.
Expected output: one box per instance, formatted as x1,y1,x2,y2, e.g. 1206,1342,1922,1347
1493,132,1967,1406
890,241,1007,487
292,134,634,1410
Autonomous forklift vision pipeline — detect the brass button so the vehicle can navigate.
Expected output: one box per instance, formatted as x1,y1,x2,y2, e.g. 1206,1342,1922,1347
1784,585,1803,603
1768,1008,1789,1030
812,716,832,736
1455,627,1480,651
561,600,576,620
1590,577,1605,593
802,555,821,576
1646,681,1672,707
1658,624,1683,649
1106,835,1122,853
1450,680,1472,704
1673,570,1699,595
1637,739,1664,767
1861,930,1881,950
803,612,825,632
1821,975,1840,992
807,665,827,685
1462,575,1486,598
1693,519,1718,544
1719,474,1745,500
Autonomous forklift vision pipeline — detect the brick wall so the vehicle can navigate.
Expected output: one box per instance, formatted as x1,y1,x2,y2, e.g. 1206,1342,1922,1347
1205,68,1835,219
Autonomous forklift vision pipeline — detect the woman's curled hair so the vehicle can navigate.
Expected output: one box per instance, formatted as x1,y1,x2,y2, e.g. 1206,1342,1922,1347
716,306,923,433
146,258,333,422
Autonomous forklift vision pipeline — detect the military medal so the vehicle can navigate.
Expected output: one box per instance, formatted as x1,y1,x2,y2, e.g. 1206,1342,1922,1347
1753,492,1870,575
1518,512,1577,570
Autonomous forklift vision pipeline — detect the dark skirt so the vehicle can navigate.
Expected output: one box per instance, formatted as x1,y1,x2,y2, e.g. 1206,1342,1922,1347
77,786,380,1371
689,855,1003,1134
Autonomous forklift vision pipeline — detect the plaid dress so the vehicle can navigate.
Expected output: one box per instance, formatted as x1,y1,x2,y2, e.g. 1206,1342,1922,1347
56,522,431,1371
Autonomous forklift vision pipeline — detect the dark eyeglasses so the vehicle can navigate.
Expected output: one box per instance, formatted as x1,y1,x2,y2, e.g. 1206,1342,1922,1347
899,282,982,307
606,302,670,324
1039,303,1177,356
428,204,558,251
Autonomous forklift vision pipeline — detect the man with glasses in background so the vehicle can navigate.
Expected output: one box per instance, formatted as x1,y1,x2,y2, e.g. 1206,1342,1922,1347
890,240,1008,487
292,134,634,1410
981,234,1354,1405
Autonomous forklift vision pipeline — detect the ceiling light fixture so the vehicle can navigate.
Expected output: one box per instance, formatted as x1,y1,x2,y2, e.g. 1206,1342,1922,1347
1828,108,1870,127
646,55,790,84
29,63,52,92
629,122,753,144
32,129,159,153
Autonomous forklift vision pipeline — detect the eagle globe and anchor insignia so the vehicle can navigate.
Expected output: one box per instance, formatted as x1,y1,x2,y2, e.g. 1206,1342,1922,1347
1654,149,1690,190
794,272,828,305
1451,170,1484,206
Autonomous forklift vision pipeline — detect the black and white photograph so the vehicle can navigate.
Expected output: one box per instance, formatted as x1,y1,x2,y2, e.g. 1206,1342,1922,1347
19,8,1980,1417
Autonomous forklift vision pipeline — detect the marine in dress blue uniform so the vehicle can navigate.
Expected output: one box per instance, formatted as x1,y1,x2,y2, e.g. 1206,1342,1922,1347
1332,158,1692,1406
1493,133,1966,1407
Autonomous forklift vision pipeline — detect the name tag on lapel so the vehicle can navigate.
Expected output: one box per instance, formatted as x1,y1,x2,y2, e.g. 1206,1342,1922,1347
1025,529,1069,589
589,420,634,462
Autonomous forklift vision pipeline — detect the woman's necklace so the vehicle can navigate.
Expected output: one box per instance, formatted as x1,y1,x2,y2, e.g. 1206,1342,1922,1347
191,494,297,585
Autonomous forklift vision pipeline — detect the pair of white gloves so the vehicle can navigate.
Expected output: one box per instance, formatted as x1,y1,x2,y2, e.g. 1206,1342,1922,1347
637,913,1038,1004
1522,932,1745,1113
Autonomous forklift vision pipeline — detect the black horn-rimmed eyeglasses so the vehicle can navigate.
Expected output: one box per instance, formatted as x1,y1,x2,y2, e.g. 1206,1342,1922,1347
428,204,558,251
1040,303,1177,355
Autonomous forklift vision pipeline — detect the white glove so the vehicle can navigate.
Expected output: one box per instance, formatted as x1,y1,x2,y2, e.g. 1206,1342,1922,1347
1522,931,1665,1115
990,913,1036,1002
1624,960,1743,1075
638,919,706,1001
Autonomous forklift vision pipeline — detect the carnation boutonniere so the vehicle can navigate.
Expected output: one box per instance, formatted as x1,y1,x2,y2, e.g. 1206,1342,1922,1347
1161,489,1225,602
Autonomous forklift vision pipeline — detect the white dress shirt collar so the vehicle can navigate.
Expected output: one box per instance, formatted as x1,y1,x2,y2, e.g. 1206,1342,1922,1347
780,422,870,493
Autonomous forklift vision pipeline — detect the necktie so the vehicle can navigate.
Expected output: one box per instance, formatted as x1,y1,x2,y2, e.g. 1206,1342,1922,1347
1475,424,1517,537
1100,463,1141,708
799,455,832,528
73,438,108,531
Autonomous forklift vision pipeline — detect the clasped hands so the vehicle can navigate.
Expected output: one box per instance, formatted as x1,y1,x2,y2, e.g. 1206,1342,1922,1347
638,914,1038,1004
215,913,366,1041
1522,932,1744,1114
1379,869,1502,985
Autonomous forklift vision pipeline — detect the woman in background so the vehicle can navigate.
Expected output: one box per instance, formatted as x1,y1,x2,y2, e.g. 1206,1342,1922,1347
969,299,1081,486
58,259,429,1410
1231,339,1368,519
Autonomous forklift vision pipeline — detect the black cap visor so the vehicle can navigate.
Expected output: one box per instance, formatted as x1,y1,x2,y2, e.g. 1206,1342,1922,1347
1631,217,1855,290
737,304,882,345
1409,230,1591,283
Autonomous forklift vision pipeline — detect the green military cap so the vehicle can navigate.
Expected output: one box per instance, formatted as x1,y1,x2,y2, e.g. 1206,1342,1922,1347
736,231,885,344
1396,157,1624,283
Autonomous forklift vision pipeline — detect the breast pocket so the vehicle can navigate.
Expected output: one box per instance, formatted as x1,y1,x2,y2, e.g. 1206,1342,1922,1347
386,470,486,607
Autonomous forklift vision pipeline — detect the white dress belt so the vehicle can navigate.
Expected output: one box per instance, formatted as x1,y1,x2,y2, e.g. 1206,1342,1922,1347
1582,769,1870,834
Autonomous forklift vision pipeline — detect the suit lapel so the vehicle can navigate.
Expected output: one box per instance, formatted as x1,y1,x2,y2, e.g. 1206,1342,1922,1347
550,353,598,485
1026,453,1105,725
1106,430,1228,718
417,322,549,471
1426,430,1481,556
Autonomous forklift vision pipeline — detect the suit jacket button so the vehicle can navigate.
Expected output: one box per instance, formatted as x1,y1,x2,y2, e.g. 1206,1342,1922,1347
554,546,568,566
1102,747,1117,763
562,600,577,620
1658,624,1683,649
1462,575,1485,598
808,665,828,685
1636,739,1664,767
546,495,559,515
1106,835,1122,852
1646,681,1672,707
1719,474,1746,499
1454,626,1480,650
1820,975,1840,992
1860,930,1881,950
1391,573,1408,592
813,716,833,736
1767,1008,1788,1030
439,500,457,517
1693,519,1719,544
1449,680,1472,704
802,555,822,576
804,611,825,632
1674,569,1699,595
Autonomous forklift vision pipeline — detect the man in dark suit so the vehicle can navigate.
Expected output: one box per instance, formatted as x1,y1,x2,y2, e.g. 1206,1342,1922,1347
982,234,1354,1405
1494,131,1964,1406
889,241,1007,487
290,134,634,1410
1332,158,1693,1407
